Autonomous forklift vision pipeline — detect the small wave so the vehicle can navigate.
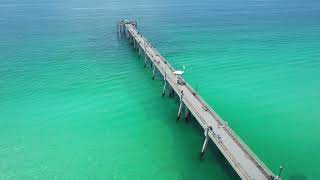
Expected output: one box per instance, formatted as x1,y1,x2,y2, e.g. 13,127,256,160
72,7,111,10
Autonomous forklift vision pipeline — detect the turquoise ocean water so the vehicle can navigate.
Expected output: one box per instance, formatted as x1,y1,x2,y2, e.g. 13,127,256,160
1,0,320,179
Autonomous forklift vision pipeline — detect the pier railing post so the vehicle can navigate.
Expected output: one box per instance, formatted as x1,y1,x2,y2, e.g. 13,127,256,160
200,126,211,159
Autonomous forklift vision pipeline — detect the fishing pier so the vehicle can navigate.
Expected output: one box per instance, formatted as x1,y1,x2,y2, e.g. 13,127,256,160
117,20,280,180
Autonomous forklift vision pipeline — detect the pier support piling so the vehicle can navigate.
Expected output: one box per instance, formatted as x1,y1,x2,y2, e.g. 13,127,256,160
138,46,141,57
273,166,283,180
144,56,147,68
162,80,167,96
177,93,184,120
177,102,183,120
169,87,174,97
117,24,119,36
185,109,191,123
152,65,156,80
122,25,126,36
120,24,123,35
162,74,167,96
200,127,210,159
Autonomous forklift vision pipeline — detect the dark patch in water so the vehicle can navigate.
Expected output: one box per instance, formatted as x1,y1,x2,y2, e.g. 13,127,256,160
288,173,307,180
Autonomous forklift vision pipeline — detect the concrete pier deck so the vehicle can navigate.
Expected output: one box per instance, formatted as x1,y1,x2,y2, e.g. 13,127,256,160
118,20,279,180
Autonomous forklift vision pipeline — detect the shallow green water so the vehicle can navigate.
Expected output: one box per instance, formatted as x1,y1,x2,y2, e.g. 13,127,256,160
1,0,320,179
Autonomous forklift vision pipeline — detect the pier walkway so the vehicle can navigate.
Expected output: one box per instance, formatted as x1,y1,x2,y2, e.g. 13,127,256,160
117,20,279,180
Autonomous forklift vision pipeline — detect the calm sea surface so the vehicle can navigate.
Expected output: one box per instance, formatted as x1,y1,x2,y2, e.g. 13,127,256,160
1,0,320,179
